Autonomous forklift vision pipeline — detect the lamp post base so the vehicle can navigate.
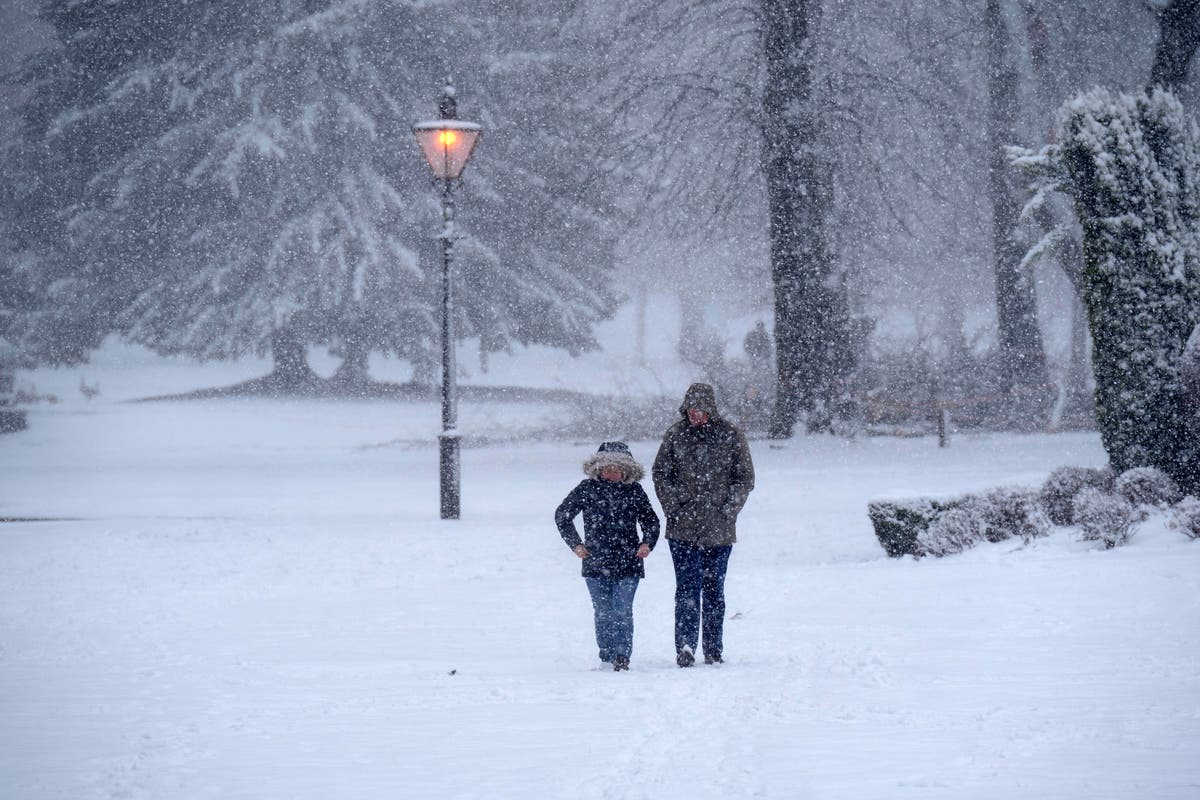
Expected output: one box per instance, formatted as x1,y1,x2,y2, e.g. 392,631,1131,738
439,432,461,519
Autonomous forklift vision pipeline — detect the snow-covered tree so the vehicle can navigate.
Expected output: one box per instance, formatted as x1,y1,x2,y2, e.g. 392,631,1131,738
1182,322,1200,437
758,0,856,438
1014,87,1200,491
112,1,440,389
2,1,426,386
0,253,32,401
2,0,189,365
595,0,983,436
2,0,618,389
1149,0,1200,91
987,0,1049,400
449,0,620,367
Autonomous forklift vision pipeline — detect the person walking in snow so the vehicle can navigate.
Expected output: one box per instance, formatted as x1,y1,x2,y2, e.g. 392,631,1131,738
653,383,755,667
555,441,660,671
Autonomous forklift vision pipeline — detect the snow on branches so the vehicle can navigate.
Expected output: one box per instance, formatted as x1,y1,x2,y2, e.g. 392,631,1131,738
1011,87,1200,492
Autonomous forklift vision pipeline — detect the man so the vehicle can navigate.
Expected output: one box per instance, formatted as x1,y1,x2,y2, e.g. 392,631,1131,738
653,382,755,667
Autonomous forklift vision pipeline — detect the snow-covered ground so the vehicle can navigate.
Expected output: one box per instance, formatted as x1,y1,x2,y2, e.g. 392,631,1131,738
3,351,1199,799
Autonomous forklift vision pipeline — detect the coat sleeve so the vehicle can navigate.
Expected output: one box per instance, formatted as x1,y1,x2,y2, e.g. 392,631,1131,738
723,428,755,517
554,482,588,550
652,431,680,515
635,484,661,550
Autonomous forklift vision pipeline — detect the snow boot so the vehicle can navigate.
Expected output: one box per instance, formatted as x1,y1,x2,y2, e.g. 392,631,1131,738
612,656,630,671
677,647,695,668
704,653,723,665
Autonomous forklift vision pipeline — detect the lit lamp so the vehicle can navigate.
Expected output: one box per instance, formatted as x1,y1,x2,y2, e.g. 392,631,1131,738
413,84,482,520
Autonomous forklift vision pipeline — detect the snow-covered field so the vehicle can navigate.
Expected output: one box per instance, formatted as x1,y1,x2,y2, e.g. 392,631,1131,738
3,351,1199,799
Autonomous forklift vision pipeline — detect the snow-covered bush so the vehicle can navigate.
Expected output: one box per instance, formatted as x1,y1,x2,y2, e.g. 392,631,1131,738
1114,466,1184,509
1039,466,1115,525
1013,87,1200,493
868,498,950,557
1168,496,1200,540
876,488,1051,558
917,501,986,557
979,487,1051,544
1073,487,1138,549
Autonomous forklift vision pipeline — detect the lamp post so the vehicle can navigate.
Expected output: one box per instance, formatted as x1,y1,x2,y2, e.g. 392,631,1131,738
413,85,482,520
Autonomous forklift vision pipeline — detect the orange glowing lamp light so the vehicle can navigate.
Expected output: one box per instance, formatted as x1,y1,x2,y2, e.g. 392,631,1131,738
413,119,482,181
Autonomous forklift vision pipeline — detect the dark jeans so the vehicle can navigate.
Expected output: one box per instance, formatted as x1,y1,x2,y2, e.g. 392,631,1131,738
668,540,732,659
584,576,640,662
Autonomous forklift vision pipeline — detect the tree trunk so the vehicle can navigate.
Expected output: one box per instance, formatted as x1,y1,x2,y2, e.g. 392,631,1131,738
1065,289,1095,424
1183,323,1200,451
329,311,372,391
635,282,647,367
268,325,320,391
0,365,25,434
331,339,371,391
761,0,848,438
987,0,1048,399
1150,0,1200,90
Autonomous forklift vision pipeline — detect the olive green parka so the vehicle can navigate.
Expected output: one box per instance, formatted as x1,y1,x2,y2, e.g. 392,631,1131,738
652,383,755,546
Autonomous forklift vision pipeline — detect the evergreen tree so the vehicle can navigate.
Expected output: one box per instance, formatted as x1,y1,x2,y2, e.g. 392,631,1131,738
441,0,620,367
2,0,618,388
1015,87,1200,490
2,0,207,364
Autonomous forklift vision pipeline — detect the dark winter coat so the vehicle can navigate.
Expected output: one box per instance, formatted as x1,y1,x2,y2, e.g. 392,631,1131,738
555,452,660,580
652,383,755,547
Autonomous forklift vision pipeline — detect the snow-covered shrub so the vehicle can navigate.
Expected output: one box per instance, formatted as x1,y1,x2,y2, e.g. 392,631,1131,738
1114,466,1184,509
979,487,1051,544
1168,496,1200,540
869,498,946,557
1039,465,1115,525
916,501,986,557
876,488,1051,558
1073,487,1138,549
1013,87,1200,493
869,497,986,557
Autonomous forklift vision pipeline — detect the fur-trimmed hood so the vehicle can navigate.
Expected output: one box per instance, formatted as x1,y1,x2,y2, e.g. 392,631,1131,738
583,450,646,483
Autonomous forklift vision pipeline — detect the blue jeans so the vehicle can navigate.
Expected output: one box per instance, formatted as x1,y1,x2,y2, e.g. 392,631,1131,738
584,577,640,662
668,540,732,658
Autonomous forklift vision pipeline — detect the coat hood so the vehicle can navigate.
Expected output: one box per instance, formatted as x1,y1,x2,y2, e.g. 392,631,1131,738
678,382,720,420
583,448,646,483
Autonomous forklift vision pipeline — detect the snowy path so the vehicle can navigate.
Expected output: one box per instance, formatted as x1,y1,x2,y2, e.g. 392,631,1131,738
2,399,1199,799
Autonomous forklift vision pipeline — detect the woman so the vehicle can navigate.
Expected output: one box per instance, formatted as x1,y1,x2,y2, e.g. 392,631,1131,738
555,441,660,671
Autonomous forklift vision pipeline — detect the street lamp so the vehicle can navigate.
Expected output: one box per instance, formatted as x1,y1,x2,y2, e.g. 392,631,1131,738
413,84,482,520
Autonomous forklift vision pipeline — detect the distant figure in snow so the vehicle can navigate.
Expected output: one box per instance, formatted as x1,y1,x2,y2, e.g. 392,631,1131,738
743,320,772,364
555,441,660,671
653,383,755,667
738,320,775,427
